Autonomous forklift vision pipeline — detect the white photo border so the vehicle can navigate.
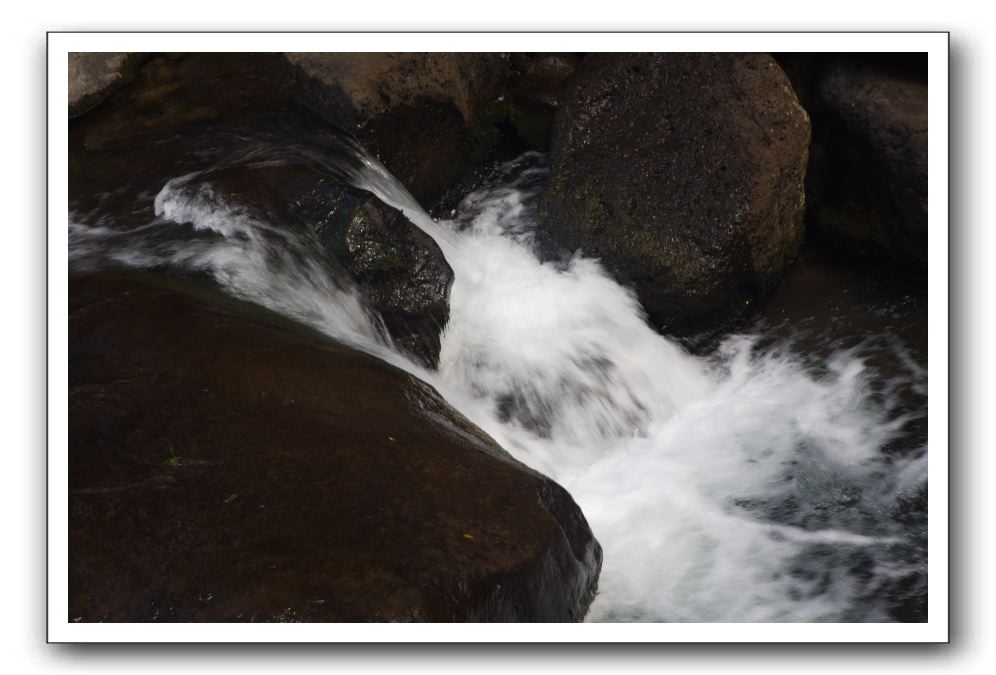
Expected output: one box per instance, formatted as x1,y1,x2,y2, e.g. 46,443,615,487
47,31,949,643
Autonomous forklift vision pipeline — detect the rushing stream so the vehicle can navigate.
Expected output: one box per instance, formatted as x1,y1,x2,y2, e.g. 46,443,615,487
69,132,927,622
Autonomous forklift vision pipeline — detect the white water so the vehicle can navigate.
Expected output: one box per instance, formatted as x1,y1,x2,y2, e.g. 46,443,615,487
71,174,397,357
70,151,927,622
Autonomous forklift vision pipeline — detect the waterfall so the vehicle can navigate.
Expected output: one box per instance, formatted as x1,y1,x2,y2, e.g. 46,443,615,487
353,151,928,622
69,143,927,623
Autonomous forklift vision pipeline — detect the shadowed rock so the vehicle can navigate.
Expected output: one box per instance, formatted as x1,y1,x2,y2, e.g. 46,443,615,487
777,54,927,268
185,158,454,367
286,52,570,208
69,57,454,366
539,53,810,336
285,174,453,367
68,273,602,622
70,52,577,211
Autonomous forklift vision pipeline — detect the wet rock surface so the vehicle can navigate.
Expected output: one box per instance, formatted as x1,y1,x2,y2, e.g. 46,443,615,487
539,53,810,336
69,57,454,366
68,273,602,622
777,54,928,268
169,157,454,366
287,176,453,367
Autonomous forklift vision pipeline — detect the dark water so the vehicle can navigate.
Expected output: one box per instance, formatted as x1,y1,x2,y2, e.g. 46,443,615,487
748,249,927,621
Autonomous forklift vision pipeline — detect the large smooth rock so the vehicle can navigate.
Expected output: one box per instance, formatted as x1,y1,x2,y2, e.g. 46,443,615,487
778,55,927,268
69,273,602,622
539,53,810,336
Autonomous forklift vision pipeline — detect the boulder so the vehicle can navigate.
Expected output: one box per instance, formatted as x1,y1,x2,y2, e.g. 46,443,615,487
539,53,810,336
68,52,142,118
69,53,322,151
778,54,927,268
69,60,454,366
286,53,559,208
172,156,455,367
69,52,574,210
510,53,581,109
202,163,455,368
286,53,512,207
280,172,453,367
68,273,602,622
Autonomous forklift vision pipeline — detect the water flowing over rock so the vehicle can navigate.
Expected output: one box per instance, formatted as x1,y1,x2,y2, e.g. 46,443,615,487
66,52,928,624
173,158,455,367
539,53,811,336
288,176,453,367
69,274,602,622
69,55,455,365
778,54,928,268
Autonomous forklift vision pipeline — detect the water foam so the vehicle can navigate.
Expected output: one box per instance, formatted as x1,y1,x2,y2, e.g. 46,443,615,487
362,153,928,622
71,174,398,359
69,150,927,622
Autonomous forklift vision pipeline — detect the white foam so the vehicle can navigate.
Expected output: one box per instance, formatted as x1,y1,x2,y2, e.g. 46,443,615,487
73,176,395,356
69,151,927,622
363,153,927,622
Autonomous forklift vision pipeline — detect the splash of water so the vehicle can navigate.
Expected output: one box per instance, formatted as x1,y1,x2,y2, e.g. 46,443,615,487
69,148,927,622
355,152,928,622
70,174,406,365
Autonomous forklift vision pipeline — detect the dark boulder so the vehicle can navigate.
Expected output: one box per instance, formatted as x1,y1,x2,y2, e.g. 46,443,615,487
188,158,454,367
510,53,581,109
496,53,582,151
69,53,319,152
70,52,575,211
286,53,514,207
777,54,927,268
212,164,454,368
286,52,566,208
68,54,339,230
283,174,453,367
69,273,602,622
539,53,810,336
69,57,454,366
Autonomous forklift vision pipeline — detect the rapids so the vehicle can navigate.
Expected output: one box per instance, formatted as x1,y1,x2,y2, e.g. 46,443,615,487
69,142,928,622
